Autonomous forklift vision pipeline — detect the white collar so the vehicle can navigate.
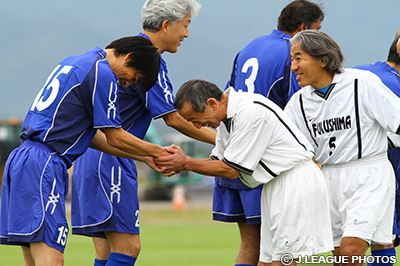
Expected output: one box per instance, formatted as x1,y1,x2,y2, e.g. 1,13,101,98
226,87,239,119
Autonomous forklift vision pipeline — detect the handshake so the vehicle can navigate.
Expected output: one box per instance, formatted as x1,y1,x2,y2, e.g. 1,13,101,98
145,144,188,176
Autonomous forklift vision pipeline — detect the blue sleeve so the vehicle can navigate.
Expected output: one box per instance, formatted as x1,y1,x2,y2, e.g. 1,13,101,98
268,42,299,109
145,61,176,119
225,52,240,91
92,60,121,128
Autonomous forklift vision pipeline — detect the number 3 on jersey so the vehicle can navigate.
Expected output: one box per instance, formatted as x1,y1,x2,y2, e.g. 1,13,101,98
241,58,259,94
30,64,74,117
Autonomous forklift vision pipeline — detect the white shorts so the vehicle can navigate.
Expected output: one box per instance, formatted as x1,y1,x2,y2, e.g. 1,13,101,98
323,153,395,246
259,161,333,263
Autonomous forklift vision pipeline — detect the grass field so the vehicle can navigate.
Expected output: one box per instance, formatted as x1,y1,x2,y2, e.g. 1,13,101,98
0,202,241,266
1,201,400,265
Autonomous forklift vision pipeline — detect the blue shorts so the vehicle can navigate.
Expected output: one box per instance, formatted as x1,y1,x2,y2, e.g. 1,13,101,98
387,148,400,237
71,148,140,238
0,141,69,253
394,174,400,238
212,182,262,225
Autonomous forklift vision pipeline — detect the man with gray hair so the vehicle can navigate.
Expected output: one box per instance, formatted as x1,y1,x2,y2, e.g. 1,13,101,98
71,1,216,266
285,30,400,266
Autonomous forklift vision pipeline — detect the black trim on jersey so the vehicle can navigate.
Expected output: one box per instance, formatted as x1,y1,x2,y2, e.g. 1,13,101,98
299,94,319,147
210,155,220,161
396,125,400,135
259,161,278,177
222,158,253,175
253,101,310,152
224,118,234,133
354,79,362,159
313,83,336,99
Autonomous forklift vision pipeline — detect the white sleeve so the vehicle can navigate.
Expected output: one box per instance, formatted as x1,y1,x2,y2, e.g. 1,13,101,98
223,106,273,174
284,92,308,136
363,76,400,134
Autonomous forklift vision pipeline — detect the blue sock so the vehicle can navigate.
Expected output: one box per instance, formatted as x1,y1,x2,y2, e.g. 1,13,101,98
367,247,396,266
94,258,108,266
234,264,255,266
106,253,137,266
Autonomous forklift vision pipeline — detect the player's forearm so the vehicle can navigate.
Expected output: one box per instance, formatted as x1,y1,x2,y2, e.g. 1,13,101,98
177,126,216,145
113,135,168,158
183,156,239,179
164,112,216,145
90,130,153,160
103,128,169,158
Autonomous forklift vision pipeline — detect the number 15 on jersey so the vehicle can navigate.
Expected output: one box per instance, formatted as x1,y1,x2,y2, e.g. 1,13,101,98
30,64,75,117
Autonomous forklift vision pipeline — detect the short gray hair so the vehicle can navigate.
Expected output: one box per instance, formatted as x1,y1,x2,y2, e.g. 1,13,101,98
142,0,201,32
174,79,222,112
291,29,344,75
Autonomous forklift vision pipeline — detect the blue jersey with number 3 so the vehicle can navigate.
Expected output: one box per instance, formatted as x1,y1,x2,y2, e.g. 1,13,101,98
20,47,122,167
219,29,300,190
228,30,300,109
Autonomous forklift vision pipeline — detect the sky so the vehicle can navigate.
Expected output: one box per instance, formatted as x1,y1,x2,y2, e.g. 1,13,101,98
1,0,399,120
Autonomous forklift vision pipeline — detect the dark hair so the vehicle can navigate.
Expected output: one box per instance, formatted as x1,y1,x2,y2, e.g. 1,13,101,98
174,79,223,112
106,36,160,93
277,0,324,33
387,35,400,65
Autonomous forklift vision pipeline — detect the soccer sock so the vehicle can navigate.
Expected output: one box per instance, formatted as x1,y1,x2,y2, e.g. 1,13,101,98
106,253,137,266
234,264,255,266
367,247,396,266
94,258,108,266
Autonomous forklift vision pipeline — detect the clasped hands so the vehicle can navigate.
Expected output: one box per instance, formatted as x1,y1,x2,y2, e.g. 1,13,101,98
145,144,188,176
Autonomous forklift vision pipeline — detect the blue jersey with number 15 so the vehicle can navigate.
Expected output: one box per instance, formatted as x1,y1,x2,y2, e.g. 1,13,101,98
20,47,122,167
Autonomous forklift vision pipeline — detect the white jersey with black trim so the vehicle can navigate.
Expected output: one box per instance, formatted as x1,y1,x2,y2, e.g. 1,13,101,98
285,68,400,165
211,89,315,188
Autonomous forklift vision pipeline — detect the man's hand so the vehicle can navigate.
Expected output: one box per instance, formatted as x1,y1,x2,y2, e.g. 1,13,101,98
154,145,187,173
142,156,176,176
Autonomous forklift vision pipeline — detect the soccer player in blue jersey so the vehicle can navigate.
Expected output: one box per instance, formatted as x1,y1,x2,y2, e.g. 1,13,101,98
353,34,400,266
218,1,324,265
0,36,173,266
71,1,216,266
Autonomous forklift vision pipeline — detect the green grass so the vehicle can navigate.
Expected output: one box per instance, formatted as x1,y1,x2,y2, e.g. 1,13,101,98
138,223,239,265
2,206,400,265
0,206,240,266
130,208,241,266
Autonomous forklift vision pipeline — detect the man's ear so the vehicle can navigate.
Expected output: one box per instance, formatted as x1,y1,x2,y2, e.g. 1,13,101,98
124,53,132,62
161,19,170,33
299,22,308,31
291,22,307,36
319,58,327,68
206,98,218,109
